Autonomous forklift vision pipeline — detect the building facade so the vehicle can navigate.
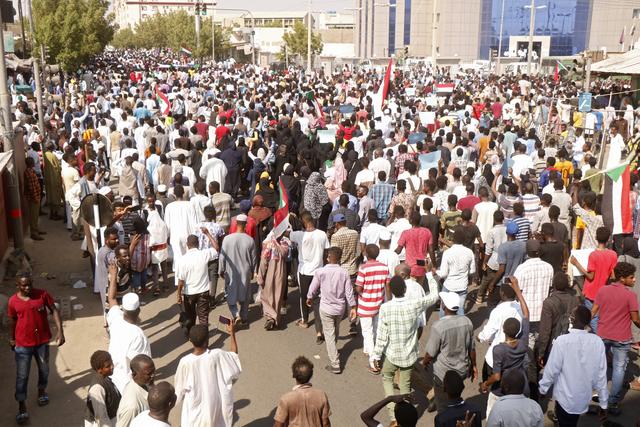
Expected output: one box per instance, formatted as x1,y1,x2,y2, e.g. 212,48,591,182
355,0,640,61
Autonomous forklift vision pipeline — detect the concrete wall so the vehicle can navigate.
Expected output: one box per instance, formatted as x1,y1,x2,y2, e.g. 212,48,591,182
588,0,639,53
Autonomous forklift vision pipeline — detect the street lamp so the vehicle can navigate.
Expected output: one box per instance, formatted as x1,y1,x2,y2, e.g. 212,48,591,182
343,6,362,58
524,0,546,75
307,0,312,74
373,3,396,59
496,0,505,72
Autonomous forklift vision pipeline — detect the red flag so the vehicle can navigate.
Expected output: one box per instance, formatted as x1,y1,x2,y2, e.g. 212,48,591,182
381,58,393,103
619,28,625,44
272,178,290,237
553,62,559,82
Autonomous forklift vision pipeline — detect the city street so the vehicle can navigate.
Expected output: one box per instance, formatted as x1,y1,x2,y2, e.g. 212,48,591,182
1,215,639,426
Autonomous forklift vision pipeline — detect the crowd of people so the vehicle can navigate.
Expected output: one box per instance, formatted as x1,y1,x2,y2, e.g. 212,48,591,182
6,47,640,426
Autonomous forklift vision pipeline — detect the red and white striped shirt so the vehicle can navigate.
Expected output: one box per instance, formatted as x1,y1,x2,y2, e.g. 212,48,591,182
356,260,389,317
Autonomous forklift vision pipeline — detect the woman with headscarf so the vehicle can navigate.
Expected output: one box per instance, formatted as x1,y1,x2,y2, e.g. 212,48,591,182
247,158,266,199
255,172,277,209
129,217,151,295
618,237,640,356
249,194,274,258
257,235,291,330
303,172,330,228
280,163,301,213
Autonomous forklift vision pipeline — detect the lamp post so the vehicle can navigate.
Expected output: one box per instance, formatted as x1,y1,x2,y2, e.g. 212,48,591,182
307,0,312,74
496,0,505,72
524,0,546,75
211,1,216,62
344,6,362,58
373,3,396,59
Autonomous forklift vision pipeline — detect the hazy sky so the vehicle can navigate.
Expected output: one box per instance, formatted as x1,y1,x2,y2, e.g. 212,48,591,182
214,0,354,12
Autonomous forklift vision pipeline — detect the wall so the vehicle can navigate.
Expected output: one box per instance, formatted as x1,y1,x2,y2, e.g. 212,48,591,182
588,0,639,52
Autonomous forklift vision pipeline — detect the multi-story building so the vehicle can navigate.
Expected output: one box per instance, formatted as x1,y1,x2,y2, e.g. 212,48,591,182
355,0,640,61
113,0,199,30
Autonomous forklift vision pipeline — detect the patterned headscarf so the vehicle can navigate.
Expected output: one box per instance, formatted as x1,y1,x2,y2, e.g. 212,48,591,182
303,172,329,219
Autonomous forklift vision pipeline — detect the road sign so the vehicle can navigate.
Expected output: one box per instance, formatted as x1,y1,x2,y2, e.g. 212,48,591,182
578,92,592,112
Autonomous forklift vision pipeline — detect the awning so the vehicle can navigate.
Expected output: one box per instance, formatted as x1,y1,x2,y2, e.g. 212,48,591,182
590,49,640,76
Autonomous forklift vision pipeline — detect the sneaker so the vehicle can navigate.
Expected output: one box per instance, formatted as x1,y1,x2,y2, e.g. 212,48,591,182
324,365,341,374
30,234,44,241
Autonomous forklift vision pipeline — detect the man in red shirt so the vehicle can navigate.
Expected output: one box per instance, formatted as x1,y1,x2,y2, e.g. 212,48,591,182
570,227,617,333
194,114,210,145
214,116,231,147
355,245,389,372
395,211,435,284
8,272,65,424
457,183,481,212
591,262,640,415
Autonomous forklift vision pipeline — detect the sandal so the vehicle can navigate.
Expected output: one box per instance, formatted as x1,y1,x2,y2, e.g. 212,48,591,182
295,319,309,329
16,412,29,424
630,380,640,391
153,289,160,297
37,393,49,406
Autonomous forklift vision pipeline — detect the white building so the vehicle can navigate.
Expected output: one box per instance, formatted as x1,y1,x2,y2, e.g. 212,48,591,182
113,0,204,30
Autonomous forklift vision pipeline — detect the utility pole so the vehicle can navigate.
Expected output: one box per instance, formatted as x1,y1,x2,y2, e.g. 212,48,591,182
585,51,592,91
195,0,201,52
211,1,216,62
307,0,312,74
0,7,25,254
26,0,45,135
431,0,438,68
496,0,505,72
526,0,536,75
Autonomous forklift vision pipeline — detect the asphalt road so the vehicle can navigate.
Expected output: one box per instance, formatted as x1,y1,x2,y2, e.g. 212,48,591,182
1,215,639,426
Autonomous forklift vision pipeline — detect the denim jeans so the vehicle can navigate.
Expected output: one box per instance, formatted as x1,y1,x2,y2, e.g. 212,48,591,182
15,344,50,402
131,268,148,290
602,339,631,405
439,287,467,317
583,299,598,333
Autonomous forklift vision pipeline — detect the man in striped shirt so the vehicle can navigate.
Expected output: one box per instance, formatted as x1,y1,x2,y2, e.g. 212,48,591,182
511,203,531,241
355,245,389,370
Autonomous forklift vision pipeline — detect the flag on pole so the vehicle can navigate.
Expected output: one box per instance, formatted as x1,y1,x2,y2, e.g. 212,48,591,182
619,27,626,44
272,178,290,237
601,163,633,235
180,46,193,57
553,62,559,82
373,58,394,118
155,87,170,116
631,24,636,37
305,91,325,127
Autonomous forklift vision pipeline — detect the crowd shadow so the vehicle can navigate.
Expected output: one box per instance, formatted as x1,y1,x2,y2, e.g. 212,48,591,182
243,407,277,427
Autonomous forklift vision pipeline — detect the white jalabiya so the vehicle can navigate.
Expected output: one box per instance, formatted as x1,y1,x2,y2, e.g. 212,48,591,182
163,200,198,285
146,210,169,264
174,349,242,427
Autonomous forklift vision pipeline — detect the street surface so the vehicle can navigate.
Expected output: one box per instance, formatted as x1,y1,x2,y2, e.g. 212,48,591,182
0,215,639,426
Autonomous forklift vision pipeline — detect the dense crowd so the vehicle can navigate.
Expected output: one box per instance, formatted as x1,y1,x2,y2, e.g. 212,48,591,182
6,48,640,427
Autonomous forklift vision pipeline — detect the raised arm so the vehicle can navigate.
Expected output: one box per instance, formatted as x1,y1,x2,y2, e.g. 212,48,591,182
509,277,529,319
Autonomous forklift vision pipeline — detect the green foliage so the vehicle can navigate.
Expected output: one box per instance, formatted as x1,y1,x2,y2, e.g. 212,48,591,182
110,11,231,61
32,0,115,71
281,21,323,62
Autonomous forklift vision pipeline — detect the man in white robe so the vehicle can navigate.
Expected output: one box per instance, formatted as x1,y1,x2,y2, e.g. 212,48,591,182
174,324,241,427
163,184,198,286
199,154,227,191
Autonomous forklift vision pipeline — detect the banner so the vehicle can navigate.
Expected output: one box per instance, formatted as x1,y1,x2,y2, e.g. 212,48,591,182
317,129,335,144
419,111,436,125
418,150,441,171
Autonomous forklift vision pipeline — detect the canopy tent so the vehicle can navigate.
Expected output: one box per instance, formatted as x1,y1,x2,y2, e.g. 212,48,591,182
590,49,640,76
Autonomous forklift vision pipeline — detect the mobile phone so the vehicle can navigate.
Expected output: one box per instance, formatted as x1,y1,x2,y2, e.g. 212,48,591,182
417,259,426,266
218,315,231,325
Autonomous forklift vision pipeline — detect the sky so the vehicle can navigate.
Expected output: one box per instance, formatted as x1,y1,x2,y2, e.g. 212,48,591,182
214,0,353,12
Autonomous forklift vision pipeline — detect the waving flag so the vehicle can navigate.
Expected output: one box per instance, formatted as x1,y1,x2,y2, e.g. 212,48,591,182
373,58,394,118
306,91,325,127
155,87,170,116
602,163,632,235
272,178,290,237
180,46,193,57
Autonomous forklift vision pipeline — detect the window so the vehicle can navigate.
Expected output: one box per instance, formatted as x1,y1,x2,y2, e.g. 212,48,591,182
388,0,397,56
633,9,640,19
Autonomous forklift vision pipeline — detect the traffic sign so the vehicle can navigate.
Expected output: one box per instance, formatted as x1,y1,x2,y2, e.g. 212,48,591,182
578,92,592,112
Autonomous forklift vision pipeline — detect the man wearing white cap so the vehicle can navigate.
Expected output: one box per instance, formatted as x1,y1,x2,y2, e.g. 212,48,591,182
106,260,151,393
423,291,476,413
219,214,255,325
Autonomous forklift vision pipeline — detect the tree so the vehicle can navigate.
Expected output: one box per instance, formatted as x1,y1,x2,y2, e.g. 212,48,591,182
32,0,114,71
110,11,231,60
281,21,322,64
